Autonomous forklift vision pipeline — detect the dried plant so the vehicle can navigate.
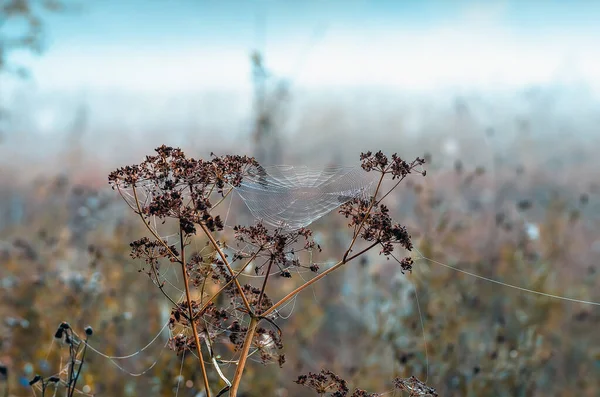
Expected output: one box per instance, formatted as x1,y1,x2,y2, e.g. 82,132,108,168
29,322,92,397
107,146,427,396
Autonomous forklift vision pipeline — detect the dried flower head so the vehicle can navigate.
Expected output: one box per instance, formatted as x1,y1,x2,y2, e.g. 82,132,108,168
108,145,258,235
339,199,412,255
360,150,425,179
295,369,350,396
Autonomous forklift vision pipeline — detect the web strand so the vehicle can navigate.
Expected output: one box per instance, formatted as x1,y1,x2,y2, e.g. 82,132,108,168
414,248,600,306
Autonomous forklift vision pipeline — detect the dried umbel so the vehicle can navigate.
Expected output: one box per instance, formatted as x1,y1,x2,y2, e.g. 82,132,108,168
295,369,350,396
108,145,258,235
360,150,425,179
295,369,386,396
108,147,425,397
233,223,320,288
339,200,412,255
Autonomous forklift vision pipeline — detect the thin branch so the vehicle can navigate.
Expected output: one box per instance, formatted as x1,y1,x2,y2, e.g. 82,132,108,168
256,259,274,313
375,174,408,205
257,316,283,338
342,173,386,262
200,270,210,306
198,222,253,314
178,226,212,397
68,335,88,397
375,159,422,204
211,187,233,210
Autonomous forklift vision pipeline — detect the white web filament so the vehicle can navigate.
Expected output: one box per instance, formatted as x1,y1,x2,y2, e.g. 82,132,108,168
234,165,377,230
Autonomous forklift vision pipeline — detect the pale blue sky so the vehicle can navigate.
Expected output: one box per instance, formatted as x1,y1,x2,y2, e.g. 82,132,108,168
1,0,598,93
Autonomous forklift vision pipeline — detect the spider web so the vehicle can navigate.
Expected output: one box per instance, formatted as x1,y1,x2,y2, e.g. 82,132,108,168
234,165,378,230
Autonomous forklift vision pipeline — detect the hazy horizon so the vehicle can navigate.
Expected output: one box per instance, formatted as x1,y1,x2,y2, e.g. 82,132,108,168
1,0,600,168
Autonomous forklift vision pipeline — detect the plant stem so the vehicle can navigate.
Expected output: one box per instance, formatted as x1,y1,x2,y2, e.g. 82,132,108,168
343,173,385,262
229,316,259,397
69,335,88,397
256,259,274,313
198,223,253,314
179,227,212,397
211,187,233,209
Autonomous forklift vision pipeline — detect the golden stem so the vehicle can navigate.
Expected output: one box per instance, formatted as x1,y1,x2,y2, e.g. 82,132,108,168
229,316,259,397
179,227,212,397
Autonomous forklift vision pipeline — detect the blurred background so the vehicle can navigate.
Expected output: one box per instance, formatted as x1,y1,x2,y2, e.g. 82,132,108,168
1,0,599,396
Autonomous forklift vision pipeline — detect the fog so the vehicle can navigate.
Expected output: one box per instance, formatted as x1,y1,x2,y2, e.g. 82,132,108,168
1,0,599,174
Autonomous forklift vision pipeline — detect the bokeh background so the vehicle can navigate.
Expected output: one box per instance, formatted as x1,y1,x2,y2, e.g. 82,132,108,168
1,0,599,396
